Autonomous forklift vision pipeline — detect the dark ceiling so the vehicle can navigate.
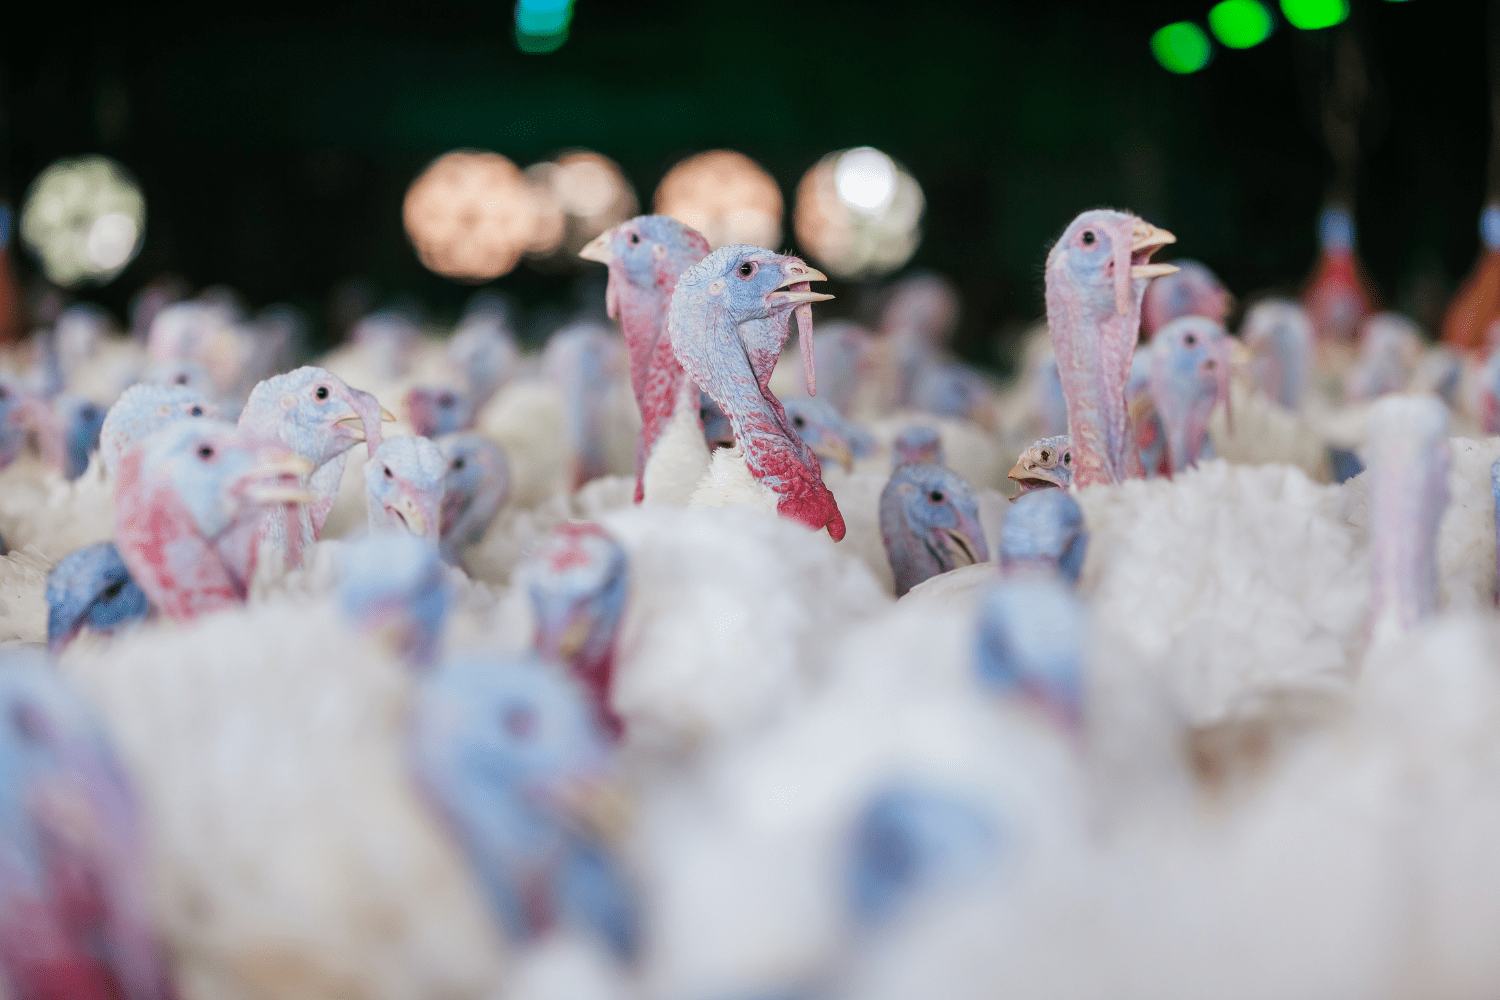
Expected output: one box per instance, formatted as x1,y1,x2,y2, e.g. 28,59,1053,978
1,0,1489,370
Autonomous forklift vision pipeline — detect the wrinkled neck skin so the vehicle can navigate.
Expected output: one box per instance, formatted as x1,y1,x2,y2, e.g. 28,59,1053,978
1369,444,1448,643
1048,274,1148,488
113,452,242,621
616,271,685,503
678,305,845,539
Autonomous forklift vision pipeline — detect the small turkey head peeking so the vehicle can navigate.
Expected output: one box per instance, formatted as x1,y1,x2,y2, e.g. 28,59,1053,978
974,576,1088,733
1008,434,1075,496
999,489,1089,586
339,534,450,670
99,382,219,479
670,245,846,539
113,419,313,622
1366,395,1451,644
580,214,711,501
1045,209,1177,488
238,365,393,540
436,433,510,565
411,653,639,961
893,425,945,469
0,654,178,1000
1147,316,1233,476
699,391,736,451
365,435,447,544
521,522,630,740
880,463,990,597
1344,312,1422,404
45,542,149,656
1140,259,1233,339
405,386,475,438
1241,298,1313,411
14,394,108,481
782,397,856,473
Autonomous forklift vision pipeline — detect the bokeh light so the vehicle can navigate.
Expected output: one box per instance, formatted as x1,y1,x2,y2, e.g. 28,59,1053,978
1280,0,1349,30
20,155,145,287
403,150,537,282
1209,0,1273,48
524,150,638,260
654,150,783,250
515,0,573,53
794,147,925,281
1151,23,1212,74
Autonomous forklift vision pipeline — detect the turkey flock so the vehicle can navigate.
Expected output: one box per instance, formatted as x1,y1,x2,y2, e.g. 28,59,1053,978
3,201,1500,1000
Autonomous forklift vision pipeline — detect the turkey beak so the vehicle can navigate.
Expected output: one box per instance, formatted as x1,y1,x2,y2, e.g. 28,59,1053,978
771,263,833,397
813,435,855,473
549,774,632,844
334,413,366,442
1007,457,1066,495
388,495,428,538
932,513,988,568
244,453,316,504
578,231,613,264
1129,221,1178,280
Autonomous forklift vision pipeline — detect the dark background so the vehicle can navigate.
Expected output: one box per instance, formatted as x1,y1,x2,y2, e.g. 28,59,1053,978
1,0,1488,372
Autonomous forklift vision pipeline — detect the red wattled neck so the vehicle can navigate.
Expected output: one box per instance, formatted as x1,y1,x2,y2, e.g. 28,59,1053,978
113,449,242,622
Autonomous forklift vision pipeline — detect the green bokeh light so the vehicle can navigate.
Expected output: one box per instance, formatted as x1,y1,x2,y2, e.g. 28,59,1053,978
1151,22,1213,74
515,0,573,54
1280,0,1349,29
1209,0,1273,48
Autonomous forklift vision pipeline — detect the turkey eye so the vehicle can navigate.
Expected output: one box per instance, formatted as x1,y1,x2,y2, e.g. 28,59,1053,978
629,233,641,245
174,374,188,385
1062,451,1073,466
737,261,757,279
1081,231,1096,245
438,393,454,407
452,457,465,471
0,387,7,399
80,405,96,421
1184,334,1197,347
101,580,124,601
792,415,805,428
502,705,537,740
315,386,330,401
190,406,204,417
383,466,393,479
928,490,945,503
197,445,214,460
1038,449,1051,462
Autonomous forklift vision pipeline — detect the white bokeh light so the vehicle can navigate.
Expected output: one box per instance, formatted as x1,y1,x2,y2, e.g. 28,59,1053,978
21,155,145,287
834,147,897,212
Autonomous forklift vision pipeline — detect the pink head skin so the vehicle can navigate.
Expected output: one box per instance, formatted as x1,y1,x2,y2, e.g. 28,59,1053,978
1366,396,1450,643
1140,260,1233,339
1344,312,1422,403
1147,316,1233,475
579,215,711,502
0,654,178,1000
1241,298,1313,410
238,367,391,567
1045,210,1178,488
99,383,220,479
364,435,447,544
522,522,630,740
112,420,313,622
669,245,846,540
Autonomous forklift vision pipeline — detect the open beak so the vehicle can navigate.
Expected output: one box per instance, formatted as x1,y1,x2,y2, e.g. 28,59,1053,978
243,454,316,504
932,520,988,569
771,263,833,397
334,413,367,442
1129,221,1178,280
578,231,613,264
1007,460,1067,495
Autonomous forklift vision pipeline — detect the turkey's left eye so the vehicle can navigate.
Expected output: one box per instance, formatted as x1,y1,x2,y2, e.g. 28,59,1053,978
190,406,204,417
383,466,393,479
1081,231,1096,245
197,445,214,460
452,457,465,471
792,415,806,428
737,262,757,279
629,233,641,245
1062,451,1073,466
101,580,124,601
928,490,945,504
315,386,330,401
1184,334,1197,347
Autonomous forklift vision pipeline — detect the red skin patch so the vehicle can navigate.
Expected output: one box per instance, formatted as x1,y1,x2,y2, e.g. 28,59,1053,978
113,447,242,623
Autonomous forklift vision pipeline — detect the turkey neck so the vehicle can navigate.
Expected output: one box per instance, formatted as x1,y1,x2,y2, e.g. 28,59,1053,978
681,305,844,538
1047,281,1147,489
1368,424,1449,642
619,283,686,502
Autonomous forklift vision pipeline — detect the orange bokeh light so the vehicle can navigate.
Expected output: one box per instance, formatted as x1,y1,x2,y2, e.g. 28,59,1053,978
653,150,783,250
403,150,538,282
